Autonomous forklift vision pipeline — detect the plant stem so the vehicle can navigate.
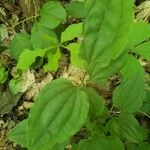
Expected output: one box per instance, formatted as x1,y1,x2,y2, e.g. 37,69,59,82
138,110,150,118
6,14,40,30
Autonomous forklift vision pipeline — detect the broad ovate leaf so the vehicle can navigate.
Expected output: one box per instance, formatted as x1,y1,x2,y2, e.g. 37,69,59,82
39,1,67,29
83,88,107,118
78,135,124,150
7,120,68,150
138,142,150,150
107,114,147,143
9,32,33,60
88,53,127,83
132,41,150,60
27,79,89,150
81,0,133,66
128,21,150,48
31,25,58,50
17,49,47,71
121,55,145,81
67,43,85,69
61,23,82,43
126,143,138,150
7,119,28,148
51,142,68,150
113,56,146,113
112,73,145,113
66,1,85,18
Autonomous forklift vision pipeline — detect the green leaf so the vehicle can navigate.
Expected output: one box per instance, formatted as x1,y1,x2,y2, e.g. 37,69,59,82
121,55,145,82
81,0,133,66
51,142,68,150
141,85,150,113
126,143,138,150
83,88,107,118
27,79,89,150
107,114,147,143
144,90,150,103
88,53,127,83
138,142,150,150
9,78,22,95
141,103,150,114
61,23,82,43
78,135,124,150
85,121,105,138
31,25,58,50
7,119,28,148
72,144,78,150
113,68,145,113
66,1,85,18
132,41,150,60
128,21,150,48
0,65,8,84
43,49,61,72
17,49,47,71
8,120,68,150
9,32,33,60
39,1,67,29
67,43,85,69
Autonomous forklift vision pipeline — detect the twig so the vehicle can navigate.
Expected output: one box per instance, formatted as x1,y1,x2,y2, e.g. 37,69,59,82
138,110,150,118
109,110,121,115
6,14,40,30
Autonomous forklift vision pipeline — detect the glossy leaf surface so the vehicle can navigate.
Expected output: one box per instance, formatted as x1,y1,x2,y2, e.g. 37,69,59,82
81,0,133,65
27,79,89,150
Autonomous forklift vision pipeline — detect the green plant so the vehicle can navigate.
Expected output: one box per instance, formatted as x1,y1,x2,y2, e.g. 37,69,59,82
7,0,150,150
0,60,8,84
